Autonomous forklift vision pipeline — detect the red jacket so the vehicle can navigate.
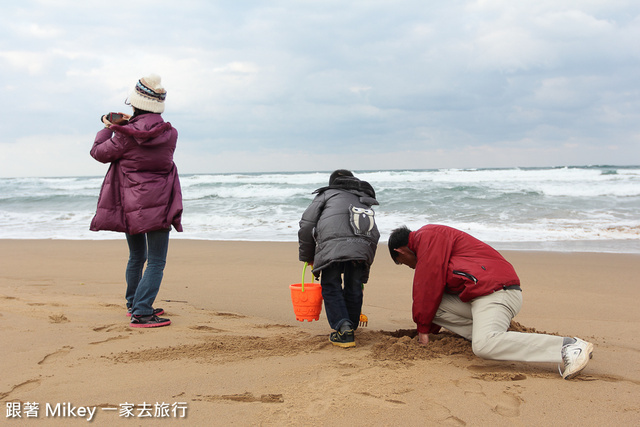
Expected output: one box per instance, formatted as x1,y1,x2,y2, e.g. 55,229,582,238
409,225,520,334
90,113,183,235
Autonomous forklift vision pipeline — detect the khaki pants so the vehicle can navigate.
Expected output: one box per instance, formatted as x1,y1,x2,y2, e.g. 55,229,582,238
434,290,563,363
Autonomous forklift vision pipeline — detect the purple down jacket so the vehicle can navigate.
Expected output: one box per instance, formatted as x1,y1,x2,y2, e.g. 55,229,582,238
90,113,183,235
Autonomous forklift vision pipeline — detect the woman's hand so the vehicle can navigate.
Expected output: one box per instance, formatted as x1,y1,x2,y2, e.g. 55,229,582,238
101,112,130,127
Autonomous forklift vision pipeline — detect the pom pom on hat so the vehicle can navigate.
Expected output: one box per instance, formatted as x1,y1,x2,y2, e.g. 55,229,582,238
128,73,166,113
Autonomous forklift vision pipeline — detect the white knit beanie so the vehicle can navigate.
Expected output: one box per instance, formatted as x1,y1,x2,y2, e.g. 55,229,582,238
128,74,166,113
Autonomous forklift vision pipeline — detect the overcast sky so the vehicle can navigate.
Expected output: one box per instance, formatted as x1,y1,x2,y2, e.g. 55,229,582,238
1,0,639,178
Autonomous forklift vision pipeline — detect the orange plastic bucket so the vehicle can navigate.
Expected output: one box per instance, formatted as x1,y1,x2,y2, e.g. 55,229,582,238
290,262,323,322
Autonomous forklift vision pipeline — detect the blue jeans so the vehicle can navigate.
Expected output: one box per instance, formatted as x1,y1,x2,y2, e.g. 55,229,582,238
125,229,170,316
320,261,366,331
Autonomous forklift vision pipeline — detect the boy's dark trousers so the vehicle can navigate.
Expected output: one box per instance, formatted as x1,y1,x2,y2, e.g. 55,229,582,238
320,261,366,331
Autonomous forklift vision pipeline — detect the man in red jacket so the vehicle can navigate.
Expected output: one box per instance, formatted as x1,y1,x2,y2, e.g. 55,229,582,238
388,224,593,380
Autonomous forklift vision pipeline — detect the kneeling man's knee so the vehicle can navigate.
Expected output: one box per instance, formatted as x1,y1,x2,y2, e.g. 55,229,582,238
472,334,501,360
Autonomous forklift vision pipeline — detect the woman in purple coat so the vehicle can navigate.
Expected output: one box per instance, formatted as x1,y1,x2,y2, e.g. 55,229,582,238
90,74,182,328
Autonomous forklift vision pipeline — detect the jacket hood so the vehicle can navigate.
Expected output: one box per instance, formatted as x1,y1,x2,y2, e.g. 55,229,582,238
110,114,174,146
313,176,378,203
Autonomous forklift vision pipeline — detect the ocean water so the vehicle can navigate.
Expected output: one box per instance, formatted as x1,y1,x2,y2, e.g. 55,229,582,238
1,166,639,253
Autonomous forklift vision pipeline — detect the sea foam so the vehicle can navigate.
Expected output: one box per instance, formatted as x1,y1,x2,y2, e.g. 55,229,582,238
1,166,639,252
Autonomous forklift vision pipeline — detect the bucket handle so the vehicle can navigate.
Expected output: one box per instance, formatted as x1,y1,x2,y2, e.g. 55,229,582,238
301,262,310,292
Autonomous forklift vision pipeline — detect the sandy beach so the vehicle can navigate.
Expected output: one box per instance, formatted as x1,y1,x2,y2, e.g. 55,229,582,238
1,239,639,425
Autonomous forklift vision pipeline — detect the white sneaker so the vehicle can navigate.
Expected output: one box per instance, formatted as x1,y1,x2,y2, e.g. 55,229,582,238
561,338,594,380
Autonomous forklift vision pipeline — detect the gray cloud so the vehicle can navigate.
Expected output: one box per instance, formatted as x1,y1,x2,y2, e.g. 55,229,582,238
0,0,639,177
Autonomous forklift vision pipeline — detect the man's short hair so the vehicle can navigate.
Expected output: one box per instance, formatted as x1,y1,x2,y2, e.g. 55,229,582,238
388,225,412,262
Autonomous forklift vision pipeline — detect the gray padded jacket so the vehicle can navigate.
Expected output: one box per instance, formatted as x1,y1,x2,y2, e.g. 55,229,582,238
298,176,380,281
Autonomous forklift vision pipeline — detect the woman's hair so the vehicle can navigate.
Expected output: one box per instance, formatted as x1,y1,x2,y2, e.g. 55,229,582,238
329,169,354,185
132,107,155,118
388,225,412,262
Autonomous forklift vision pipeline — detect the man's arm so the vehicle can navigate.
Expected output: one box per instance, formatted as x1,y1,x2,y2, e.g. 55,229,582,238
411,229,454,335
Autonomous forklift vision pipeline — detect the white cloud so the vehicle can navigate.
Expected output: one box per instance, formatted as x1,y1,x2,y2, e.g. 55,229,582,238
17,22,63,38
349,86,372,94
0,50,50,74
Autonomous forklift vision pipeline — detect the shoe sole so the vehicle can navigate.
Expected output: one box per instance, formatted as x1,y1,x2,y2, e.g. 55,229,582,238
563,342,594,380
130,320,171,328
330,340,356,348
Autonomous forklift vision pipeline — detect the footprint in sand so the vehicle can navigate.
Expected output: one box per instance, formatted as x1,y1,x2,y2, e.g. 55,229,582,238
29,302,66,307
453,378,486,398
253,324,295,329
100,303,122,309
89,335,129,345
466,364,528,382
93,324,132,333
38,346,73,365
49,313,70,323
196,392,284,403
0,379,42,400
212,311,247,318
419,401,467,426
356,391,408,407
93,324,115,332
453,378,523,419
492,392,522,417
473,372,527,382
189,325,226,333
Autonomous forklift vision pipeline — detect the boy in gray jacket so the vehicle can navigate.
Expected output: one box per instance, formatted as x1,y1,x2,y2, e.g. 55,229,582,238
298,170,380,347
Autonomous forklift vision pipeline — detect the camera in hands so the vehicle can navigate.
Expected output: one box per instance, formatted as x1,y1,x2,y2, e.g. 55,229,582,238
102,112,129,125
